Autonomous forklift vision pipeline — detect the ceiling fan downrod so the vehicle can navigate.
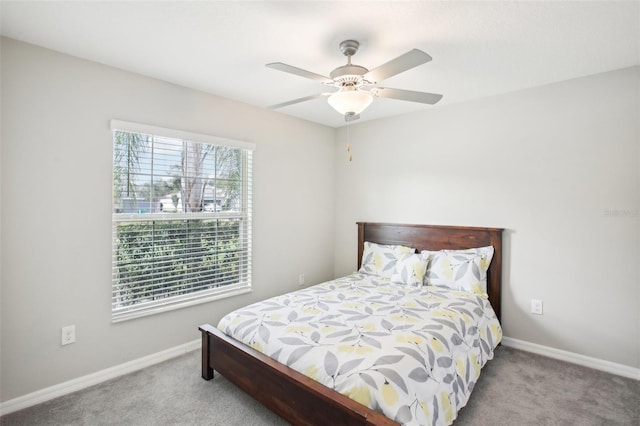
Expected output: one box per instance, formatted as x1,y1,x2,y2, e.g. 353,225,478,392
330,40,370,84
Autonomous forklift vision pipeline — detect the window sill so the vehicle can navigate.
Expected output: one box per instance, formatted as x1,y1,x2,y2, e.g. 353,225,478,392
112,285,252,323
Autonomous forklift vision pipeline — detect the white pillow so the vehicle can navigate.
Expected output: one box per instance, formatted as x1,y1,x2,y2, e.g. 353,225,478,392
421,246,494,296
359,242,415,279
391,253,428,287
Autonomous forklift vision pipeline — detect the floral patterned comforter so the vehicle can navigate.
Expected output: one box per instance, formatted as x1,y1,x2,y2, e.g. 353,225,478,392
217,273,502,426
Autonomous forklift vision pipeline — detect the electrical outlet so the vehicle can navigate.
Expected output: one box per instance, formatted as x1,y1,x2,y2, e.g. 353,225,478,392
531,299,543,315
61,325,76,345
299,274,305,287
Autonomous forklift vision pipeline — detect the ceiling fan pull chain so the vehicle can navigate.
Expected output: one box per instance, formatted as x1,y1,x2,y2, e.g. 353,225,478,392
346,124,352,162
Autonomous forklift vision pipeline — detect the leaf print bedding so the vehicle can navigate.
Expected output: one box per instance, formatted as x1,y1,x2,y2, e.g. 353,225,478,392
217,273,502,426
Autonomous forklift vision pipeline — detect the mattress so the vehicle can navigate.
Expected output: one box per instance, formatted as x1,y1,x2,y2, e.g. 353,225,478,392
218,273,502,425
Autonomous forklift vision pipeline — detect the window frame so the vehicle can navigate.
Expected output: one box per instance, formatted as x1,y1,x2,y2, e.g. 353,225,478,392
110,120,254,322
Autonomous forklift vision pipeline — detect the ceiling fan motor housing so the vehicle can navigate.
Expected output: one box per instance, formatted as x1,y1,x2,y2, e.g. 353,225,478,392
330,64,370,86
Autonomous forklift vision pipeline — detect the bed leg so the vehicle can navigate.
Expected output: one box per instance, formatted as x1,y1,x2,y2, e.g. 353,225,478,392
201,328,214,380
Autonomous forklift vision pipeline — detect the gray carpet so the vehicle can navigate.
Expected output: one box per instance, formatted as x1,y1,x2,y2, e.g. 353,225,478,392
2,346,638,425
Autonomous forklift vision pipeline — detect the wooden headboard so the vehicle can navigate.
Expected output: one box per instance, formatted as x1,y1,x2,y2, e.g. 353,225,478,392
357,222,503,322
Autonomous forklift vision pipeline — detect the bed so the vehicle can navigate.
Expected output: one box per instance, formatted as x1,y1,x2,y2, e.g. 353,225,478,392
199,222,503,425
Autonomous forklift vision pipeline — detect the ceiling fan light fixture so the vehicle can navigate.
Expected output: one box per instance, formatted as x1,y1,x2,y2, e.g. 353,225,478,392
327,88,373,116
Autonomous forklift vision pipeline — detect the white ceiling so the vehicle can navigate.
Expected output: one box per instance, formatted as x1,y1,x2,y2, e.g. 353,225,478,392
1,1,639,128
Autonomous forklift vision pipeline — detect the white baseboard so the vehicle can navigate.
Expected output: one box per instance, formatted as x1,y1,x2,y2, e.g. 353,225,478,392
2,336,637,417
502,336,640,380
0,339,201,416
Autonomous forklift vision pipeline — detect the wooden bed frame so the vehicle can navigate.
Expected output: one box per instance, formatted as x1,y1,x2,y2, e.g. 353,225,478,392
199,222,503,426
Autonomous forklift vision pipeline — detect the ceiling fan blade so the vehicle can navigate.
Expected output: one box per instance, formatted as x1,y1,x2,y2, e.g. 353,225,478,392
267,93,331,110
372,87,443,104
266,62,333,84
364,49,432,83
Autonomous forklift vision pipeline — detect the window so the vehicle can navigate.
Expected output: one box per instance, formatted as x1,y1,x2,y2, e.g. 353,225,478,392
111,120,254,322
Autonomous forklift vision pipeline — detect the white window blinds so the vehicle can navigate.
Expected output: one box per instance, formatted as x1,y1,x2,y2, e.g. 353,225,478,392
111,120,254,322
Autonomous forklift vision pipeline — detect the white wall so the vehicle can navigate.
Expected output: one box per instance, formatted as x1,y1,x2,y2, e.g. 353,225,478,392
334,67,640,369
1,36,638,404
0,38,335,401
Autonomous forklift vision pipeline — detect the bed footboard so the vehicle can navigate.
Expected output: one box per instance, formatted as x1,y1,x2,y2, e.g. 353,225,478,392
198,324,398,426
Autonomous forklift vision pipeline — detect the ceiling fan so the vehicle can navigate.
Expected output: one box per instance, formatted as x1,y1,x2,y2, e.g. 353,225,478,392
266,40,442,122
